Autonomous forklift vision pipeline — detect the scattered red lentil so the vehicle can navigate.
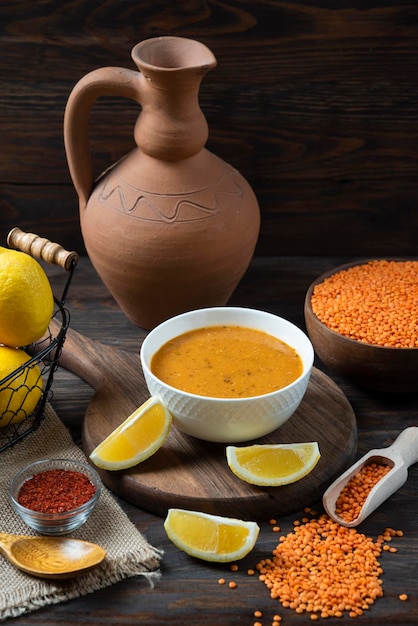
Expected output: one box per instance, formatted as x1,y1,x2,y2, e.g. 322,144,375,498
399,593,408,601
230,563,239,572
334,462,392,522
256,513,403,620
247,568,255,576
17,468,96,513
253,610,263,618
272,526,280,533
217,578,226,585
228,581,237,589
269,519,277,525
310,259,418,347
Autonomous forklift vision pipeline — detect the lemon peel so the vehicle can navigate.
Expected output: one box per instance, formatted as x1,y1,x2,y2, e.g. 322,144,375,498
0,247,54,347
0,347,43,427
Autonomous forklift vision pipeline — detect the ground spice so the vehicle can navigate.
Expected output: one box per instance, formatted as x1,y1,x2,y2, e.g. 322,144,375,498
256,513,402,620
310,260,418,347
335,462,392,523
17,468,96,513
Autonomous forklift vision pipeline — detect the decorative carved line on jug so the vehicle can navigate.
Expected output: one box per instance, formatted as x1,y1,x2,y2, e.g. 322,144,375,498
97,168,245,224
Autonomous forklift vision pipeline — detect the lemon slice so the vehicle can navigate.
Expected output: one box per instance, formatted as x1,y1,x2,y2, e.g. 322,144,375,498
89,396,172,470
226,442,321,486
164,508,260,562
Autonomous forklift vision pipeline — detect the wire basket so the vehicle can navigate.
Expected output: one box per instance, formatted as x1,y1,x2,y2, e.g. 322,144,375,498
0,228,78,453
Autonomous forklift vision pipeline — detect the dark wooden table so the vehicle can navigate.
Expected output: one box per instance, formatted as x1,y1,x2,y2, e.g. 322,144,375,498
9,256,418,626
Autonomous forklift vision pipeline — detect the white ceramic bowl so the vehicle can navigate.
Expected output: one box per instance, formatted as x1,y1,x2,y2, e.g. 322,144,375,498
140,307,314,443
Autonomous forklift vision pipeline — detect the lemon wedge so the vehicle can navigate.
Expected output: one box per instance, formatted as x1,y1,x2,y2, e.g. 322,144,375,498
226,442,321,486
164,508,260,562
89,396,172,470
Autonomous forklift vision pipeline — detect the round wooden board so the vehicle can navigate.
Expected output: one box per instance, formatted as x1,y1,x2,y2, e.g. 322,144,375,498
54,324,356,521
87,367,357,521
55,325,357,521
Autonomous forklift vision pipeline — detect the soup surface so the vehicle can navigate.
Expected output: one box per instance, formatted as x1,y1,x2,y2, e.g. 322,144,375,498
150,325,303,398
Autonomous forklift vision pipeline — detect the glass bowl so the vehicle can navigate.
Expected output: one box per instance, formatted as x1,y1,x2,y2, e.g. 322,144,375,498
10,458,102,536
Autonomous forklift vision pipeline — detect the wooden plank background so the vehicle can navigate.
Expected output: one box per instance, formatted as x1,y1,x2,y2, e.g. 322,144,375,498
1,0,418,257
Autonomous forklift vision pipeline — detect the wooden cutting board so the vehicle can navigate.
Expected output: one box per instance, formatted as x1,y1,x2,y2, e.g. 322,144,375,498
56,324,358,521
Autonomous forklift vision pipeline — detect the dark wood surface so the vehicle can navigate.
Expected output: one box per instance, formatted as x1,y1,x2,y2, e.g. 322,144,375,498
7,255,417,626
1,1,418,257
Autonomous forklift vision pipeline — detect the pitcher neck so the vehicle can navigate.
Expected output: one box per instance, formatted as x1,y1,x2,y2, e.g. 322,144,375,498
132,36,217,86
131,37,217,161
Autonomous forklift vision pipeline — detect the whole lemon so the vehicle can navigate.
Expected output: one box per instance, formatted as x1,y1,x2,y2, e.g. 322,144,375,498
0,346,43,427
0,247,54,347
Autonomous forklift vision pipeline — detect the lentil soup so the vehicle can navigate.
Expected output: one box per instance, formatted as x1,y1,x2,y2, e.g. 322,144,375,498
150,325,303,398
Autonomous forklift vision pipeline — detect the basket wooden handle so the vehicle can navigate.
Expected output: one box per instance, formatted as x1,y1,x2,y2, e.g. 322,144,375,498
7,228,79,271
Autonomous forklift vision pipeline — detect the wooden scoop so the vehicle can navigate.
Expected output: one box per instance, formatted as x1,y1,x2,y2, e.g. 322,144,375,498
0,532,106,579
323,426,418,527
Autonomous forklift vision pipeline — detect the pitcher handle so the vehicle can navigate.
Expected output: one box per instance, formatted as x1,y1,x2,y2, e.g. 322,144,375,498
63,66,142,210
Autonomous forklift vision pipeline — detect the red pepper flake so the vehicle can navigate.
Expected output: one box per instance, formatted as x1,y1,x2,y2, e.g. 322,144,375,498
17,469,96,513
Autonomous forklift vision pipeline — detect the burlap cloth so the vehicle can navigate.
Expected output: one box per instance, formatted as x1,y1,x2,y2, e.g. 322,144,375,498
0,404,162,621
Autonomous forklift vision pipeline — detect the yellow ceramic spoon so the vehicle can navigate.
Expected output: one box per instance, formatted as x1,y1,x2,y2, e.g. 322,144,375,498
0,532,106,579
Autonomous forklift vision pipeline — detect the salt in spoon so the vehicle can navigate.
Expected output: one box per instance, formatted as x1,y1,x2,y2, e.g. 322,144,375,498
323,426,418,527
0,532,106,579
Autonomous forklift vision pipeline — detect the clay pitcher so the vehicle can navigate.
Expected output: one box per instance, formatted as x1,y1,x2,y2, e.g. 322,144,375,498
64,37,260,329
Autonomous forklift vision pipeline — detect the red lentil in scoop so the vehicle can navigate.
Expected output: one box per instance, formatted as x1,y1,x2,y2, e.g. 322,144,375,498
17,468,96,513
335,462,392,523
310,260,418,348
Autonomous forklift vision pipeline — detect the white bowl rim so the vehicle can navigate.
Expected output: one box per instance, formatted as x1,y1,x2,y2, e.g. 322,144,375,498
140,306,314,402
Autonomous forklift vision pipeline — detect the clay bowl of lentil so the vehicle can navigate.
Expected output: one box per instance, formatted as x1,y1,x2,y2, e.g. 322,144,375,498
304,259,418,393
10,458,101,536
